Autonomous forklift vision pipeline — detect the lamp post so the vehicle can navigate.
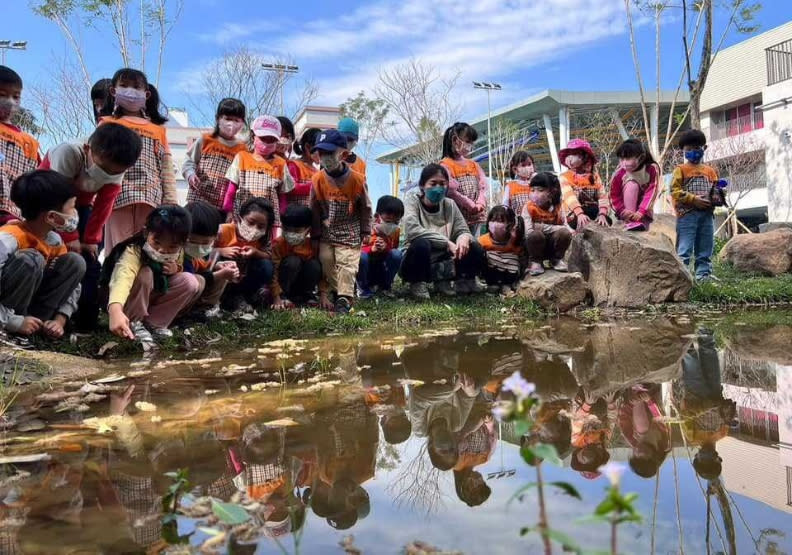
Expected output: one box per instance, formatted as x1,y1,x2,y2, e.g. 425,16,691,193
0,40,27,64
261,63,299,115
473,81,501,203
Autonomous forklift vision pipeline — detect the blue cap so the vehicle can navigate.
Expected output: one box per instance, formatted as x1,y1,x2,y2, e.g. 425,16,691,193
311,129,348,152
337,117,359,139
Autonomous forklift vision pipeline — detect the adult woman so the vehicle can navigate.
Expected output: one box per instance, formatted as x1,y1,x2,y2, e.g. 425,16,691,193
400,163,484,300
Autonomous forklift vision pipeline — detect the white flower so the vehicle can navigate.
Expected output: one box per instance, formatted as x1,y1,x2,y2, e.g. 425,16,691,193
491,400,515,421
501,371,536,402
600,462,626,487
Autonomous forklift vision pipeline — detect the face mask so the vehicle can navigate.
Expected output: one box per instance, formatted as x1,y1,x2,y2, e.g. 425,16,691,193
376,222,399,236
565,154,583,169
218,118,243,139
320,153,342,172
237,219,266,242
114,87,147,113
684,149,704,164
488,221,508,240
185,242,213,259
424,186,447,204
143,242,180,264
0,97,20,121
254,138,277,157
620,158,641,172
283,231,307,246
516,165,535,179
85,162,125,190
455,139,473,158
529,191,551,209
49,210,79,233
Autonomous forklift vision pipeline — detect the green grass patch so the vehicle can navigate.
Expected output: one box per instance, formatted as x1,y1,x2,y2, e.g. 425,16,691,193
690,261,792,305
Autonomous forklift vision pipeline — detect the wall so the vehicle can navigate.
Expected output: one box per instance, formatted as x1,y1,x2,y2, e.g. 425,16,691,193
763,79,792,222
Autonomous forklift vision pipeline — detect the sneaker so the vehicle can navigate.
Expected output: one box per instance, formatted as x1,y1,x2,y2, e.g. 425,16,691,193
500,284,514,296
455,279,484,295
151,327,173,339
357,286,374,300
131,321,154,344
528,262,545,276
410,282,431,301
380,288,397,299
305,294,320,308
697,274,720,284
334,296,352,314
434,280,456,297
233,298,255,316
551,259,568,272
204,305,222,319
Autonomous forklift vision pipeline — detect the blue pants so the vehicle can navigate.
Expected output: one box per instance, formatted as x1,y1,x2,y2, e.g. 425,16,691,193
357,249,403,291
74,205,103,330
676,210,714,279
224,258,274,301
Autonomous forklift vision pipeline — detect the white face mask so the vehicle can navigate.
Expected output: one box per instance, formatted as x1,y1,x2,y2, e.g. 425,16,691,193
84,161,125,192
565,154,583,169
218,117,243,139
0,97,20,121
237,220,266,242
185,242,213,259
143,242,180,264
283,231,307,246
320,153,342,172
376,222,399,236
516,165,535,179
455,139,473,158
49,210,79,233
114,87,147,113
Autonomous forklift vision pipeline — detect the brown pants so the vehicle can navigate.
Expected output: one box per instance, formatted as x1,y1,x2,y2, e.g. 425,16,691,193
105,204,154,254
193,274,231,308
124,267,204,328
525,226,572,263
319,242,361,298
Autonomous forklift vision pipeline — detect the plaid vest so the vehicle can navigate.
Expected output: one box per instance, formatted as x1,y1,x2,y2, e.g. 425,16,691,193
186,134,246,209
0,124,39,217
232,152,287,226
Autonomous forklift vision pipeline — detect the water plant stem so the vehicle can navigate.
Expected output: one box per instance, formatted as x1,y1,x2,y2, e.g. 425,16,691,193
535,462,552,555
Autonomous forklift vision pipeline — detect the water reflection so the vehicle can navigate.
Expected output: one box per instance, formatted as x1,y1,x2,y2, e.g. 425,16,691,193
2,316,792,553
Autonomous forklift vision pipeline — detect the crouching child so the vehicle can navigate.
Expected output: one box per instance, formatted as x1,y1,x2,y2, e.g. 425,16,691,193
0,170,86,339
272,204,321,310
357,195,403,299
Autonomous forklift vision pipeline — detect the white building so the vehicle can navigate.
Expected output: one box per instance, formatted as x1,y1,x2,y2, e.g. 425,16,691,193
700,20,792,224
166,108,211,205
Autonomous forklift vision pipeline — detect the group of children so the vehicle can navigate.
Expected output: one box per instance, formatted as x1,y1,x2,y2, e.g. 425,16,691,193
0,61,723,345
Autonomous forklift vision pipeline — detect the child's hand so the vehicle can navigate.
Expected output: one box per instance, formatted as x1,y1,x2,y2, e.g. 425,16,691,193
692,196,712,209
18,316,43,336
162,260,178,275
218,246,241,259
595,214,610,227
215,261,239,281
42,318,65,339
187,174,201,188
455,235,471,259
576,213,592,228
66,240,81,253
272,297,294,311
81,243,99,258
110,384,135,415
108,304,134,340
372,237,387,253
319,293,334,311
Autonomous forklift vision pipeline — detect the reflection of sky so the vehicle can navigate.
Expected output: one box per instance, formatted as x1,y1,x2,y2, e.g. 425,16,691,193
254,438,792,554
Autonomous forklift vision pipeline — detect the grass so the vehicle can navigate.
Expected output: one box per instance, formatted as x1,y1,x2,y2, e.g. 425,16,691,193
37,293,543,360
690,260,792,305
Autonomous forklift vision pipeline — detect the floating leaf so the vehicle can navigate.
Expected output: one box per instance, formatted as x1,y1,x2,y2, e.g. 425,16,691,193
393,345,404,358
135,401,157,412
93,373,125,383
529,444,562,466
96,342,118,357
211,499,250,525
262,418,298,428
0,453,51,464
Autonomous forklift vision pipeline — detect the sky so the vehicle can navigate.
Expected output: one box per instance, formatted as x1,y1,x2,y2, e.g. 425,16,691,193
3,0,791,200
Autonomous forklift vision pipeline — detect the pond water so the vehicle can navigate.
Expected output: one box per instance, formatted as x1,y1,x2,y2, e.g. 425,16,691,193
1,312,791,554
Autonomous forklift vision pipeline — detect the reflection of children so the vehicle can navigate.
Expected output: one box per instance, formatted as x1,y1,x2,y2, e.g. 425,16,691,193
453,406,496,507
609,139,660,232
619,385,670,479
478,205,524,293
502,151,536,215
183,98,247,211
559,139,609,230
271,204,321,310
440,122,488,235
357,195,403,299
570,389,618,478
217,198,274,312
522,172,572,276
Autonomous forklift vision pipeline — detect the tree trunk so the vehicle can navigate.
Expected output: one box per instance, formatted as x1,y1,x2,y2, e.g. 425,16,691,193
688,0,714,129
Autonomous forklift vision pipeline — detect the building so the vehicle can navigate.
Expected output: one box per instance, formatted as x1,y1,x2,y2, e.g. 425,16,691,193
293,105,341,139
699,20,792,225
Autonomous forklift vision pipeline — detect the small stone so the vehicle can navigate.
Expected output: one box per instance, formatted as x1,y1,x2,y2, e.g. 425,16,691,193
516,271,589,312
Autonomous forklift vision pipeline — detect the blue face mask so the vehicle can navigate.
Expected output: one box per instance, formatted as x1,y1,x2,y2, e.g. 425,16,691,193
424,186,447,204
684,149,704,164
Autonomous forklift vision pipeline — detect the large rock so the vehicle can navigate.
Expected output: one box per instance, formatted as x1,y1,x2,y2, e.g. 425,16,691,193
758,222,792,233
719,229,792,276
568,226,693,307
516,271,589,312
651,213,678,246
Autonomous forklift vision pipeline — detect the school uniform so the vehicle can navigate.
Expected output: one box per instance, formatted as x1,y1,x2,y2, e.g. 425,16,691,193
671,162,719,279
0,122,40,222
559,169,609,229
183,133,247,210
521,201,572,264
502,178,533,215
440,156,488,233
271,235,320,301
223,152,294,228
284,159,317,210
478,232,523,286
358,220,402,293
215,223,273,304
609,163,660,231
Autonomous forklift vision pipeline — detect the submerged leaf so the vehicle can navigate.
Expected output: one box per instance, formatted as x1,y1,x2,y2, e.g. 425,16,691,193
134,401,157,412
211,499,250,525
548,481,582,499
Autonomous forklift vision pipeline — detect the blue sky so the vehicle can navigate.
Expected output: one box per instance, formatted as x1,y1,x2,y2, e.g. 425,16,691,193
3,0,791,200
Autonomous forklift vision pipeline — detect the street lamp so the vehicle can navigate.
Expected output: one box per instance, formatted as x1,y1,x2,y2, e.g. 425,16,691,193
473,81,502,202
261,63,299,115
0,40,27,64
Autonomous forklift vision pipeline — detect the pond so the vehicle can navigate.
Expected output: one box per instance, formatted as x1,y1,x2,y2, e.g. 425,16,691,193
1,312,791,554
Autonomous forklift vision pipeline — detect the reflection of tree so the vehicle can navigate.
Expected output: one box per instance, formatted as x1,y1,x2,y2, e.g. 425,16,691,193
757,528,786,554
376,441,401,472
386,443,447,515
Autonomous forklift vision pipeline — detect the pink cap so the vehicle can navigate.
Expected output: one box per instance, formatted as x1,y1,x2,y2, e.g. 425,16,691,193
251,115,281,139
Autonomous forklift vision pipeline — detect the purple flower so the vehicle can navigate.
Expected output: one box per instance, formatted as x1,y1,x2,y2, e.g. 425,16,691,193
491,401,515,421
501,371,536,402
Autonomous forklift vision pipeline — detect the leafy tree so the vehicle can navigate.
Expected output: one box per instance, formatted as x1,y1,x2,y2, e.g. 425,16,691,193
339,91,389,162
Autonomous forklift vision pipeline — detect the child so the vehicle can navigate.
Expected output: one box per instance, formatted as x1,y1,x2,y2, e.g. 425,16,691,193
440,122,488,235
223,115,294,231
217,197,274,312
287,127,321,209
39,122,143,329
338,117,366,178
183,98,247,211
0,65,40,224
522,172,572,276
357,195,403,299
558,139,609,230
310,129,372,314
502,150,535,215
275,116,296,160
478,205,525,294
672,129,718,282
0,170,85,338
570,389,618,479
99,68,177,252
183,201,239,317
609,139,660,231
619,385,670,479
271,204,321,310
104,205,203,343
90,78,112,123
